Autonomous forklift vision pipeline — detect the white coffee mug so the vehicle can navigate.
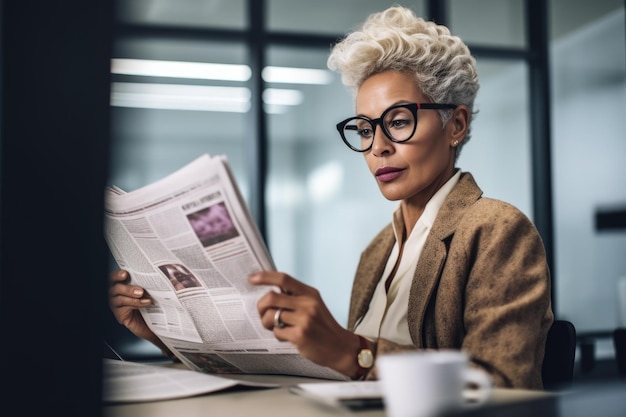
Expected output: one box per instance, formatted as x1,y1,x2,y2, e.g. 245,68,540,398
377,350,492,417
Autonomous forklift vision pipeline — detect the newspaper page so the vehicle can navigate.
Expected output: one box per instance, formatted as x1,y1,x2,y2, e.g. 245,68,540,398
103,154,347,381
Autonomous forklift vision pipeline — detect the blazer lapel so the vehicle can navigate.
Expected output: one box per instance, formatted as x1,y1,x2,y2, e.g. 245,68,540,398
407,173,483,346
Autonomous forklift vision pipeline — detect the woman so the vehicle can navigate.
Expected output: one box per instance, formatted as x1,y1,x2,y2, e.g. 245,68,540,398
109,6,553,389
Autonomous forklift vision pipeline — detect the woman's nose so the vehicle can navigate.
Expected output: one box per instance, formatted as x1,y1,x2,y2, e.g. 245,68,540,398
370,127,393,156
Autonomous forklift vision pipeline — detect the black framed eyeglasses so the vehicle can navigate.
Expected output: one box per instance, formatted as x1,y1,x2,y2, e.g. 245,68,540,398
335,102,457,152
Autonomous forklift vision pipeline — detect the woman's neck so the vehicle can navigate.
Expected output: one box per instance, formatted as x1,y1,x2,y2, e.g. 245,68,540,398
400,167,457,236
400,204,422,238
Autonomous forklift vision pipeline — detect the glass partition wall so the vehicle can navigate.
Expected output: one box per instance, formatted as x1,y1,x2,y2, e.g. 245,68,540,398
550,2,626,363
108,0,626,371
110,39,250,192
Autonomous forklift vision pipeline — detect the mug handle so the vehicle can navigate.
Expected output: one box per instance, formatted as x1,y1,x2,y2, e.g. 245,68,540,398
462,368,493,405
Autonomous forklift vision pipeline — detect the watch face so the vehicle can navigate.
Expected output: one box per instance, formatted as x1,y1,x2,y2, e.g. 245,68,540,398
358,349,374,368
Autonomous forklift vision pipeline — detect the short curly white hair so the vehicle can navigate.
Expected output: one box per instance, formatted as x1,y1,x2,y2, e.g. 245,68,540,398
327,6,480,150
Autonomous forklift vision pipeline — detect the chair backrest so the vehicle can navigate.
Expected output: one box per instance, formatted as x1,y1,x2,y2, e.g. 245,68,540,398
614,328,626,376
541,319,577,389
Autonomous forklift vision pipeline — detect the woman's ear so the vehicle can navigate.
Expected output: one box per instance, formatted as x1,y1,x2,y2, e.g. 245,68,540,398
448,105,469,145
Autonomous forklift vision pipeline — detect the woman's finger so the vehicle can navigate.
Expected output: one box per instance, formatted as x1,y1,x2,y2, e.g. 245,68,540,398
110,269,130,284
256,290,302,318
248,271,314,296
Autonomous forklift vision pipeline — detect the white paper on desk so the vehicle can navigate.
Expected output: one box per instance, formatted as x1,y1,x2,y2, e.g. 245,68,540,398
289,381,384,410
102,359,278,403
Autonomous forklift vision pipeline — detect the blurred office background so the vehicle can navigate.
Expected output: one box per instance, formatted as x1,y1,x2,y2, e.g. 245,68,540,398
106,0,626,380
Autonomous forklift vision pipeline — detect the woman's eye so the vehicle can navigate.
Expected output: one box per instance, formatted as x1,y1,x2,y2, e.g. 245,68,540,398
357,128,373,138
389,119,410,128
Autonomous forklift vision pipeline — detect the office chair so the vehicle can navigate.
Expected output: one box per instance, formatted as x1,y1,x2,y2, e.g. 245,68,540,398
541,319,577,390
614,328,626,377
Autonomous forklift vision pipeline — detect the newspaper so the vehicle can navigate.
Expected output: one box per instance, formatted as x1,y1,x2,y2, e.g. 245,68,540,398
104,154,347,381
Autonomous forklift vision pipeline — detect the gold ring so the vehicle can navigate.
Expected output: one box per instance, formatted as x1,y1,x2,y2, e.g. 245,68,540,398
274,308,286,329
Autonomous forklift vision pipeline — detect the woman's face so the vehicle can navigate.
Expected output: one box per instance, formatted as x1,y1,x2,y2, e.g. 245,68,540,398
355,71,464,207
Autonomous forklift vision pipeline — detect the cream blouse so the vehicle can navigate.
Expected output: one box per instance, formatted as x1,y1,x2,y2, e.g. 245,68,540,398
353,170,461,344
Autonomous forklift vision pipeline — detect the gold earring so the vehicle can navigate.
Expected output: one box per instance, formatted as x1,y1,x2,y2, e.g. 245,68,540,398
453,140,459,146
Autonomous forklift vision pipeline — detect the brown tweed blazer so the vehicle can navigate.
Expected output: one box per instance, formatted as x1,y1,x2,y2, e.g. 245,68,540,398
347,172,554,389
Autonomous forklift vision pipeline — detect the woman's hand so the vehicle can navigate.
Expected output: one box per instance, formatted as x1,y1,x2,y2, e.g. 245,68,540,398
248,271,362,378
108,269,170,354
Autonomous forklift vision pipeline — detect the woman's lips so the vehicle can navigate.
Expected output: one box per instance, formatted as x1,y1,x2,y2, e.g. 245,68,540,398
375,166,404,182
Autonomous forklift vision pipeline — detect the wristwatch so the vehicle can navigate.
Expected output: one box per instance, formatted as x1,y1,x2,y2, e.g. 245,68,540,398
356,335,374,380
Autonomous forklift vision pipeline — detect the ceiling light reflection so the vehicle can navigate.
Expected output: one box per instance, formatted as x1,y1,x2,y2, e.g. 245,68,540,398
262,66,333,85
111,82,251,112
111,83,307,113
111,59,251,82
111,59,333,85
263,88,303,106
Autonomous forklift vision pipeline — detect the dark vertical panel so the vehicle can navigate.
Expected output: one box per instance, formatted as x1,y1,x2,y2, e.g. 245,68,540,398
247,0,268,241
527,0,555,309
0,1,114,415
427,0,448,24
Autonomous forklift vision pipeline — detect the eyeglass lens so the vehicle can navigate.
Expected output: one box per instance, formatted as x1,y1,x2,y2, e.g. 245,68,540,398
341,105,416,151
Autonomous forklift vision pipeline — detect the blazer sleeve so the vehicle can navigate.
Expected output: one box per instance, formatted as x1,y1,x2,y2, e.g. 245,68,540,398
454,199,554,389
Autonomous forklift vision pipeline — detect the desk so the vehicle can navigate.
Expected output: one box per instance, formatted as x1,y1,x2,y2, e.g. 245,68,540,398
460,380,626,417
102,373,556,417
